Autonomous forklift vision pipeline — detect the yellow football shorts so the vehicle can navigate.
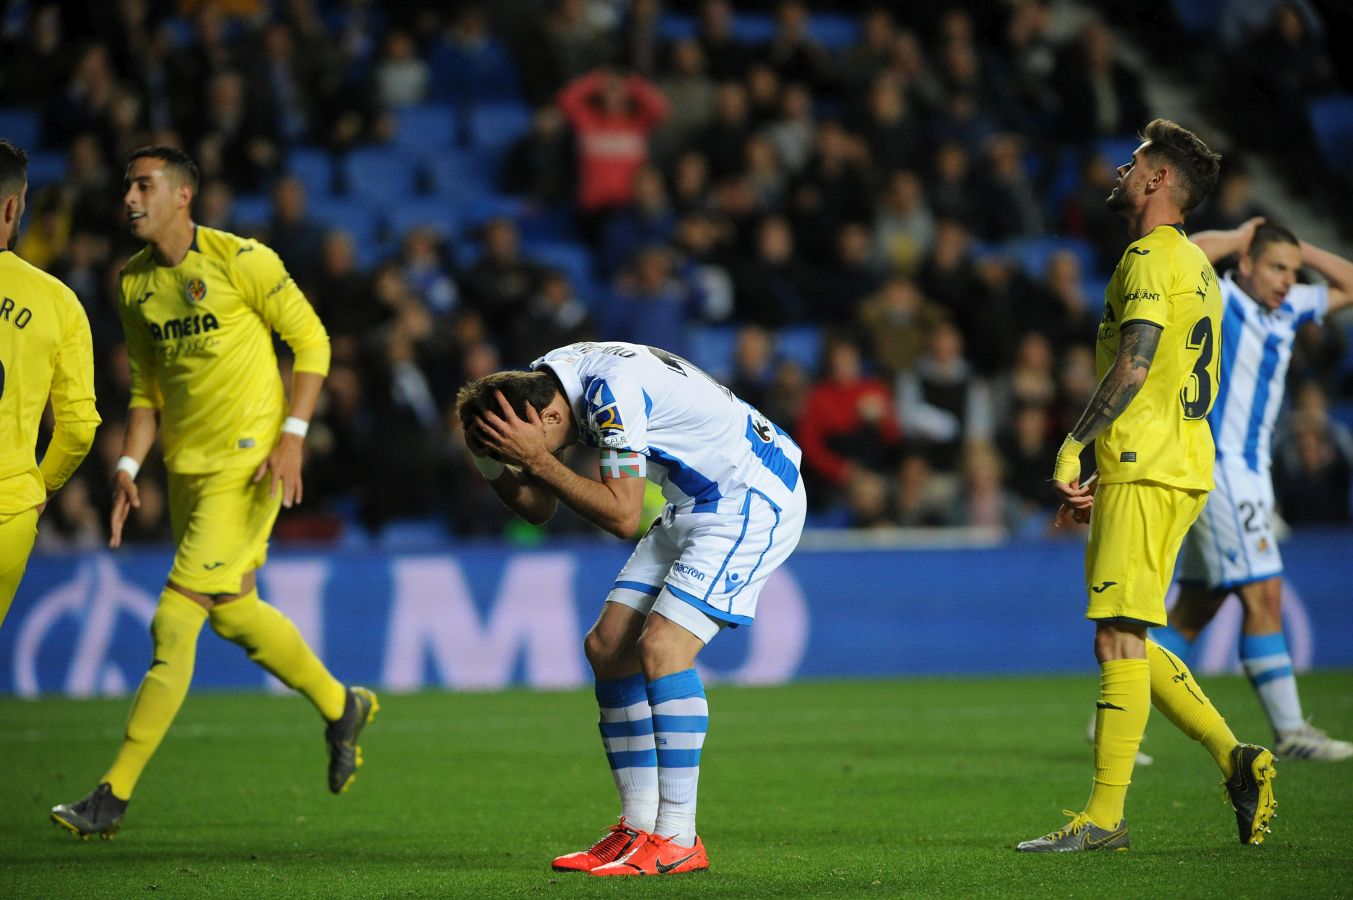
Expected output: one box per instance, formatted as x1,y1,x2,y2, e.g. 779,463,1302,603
168,465,282,596
1085,481,1207,626
0,507,40,627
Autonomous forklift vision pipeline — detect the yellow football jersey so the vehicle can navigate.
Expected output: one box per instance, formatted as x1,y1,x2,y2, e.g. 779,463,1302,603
1095,223,1220,491
118,226,329,474
0,249,100,514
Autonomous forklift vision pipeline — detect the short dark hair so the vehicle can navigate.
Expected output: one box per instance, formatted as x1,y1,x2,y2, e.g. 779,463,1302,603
128,145,200,192
0,138,28,199
455,370,561,432
1140,119,1221,214
1248,222,1300,262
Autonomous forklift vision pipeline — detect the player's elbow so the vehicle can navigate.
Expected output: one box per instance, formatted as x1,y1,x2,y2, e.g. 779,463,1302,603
607,509,642,540
64,419,100,457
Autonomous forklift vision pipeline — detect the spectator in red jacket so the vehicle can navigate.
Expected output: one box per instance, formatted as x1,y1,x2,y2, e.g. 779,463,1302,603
556,67,669,237
796,333,904,511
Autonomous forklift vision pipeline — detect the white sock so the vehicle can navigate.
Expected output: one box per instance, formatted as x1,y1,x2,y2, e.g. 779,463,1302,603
1240,632,1305,734
595,673,658,831
648,668,707,848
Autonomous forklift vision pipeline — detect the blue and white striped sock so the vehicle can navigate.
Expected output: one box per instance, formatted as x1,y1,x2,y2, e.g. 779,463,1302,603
596,673,658,833
648,668,707,849
1150,624,1193,660
1240,632,1304,734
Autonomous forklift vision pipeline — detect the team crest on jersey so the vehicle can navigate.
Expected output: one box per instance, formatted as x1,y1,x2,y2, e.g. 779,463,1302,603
586,379,628,447
184,278,208,303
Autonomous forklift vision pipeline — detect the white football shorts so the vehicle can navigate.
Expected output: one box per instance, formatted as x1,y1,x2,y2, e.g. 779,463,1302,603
1178,460,1282,590
606,484,806,643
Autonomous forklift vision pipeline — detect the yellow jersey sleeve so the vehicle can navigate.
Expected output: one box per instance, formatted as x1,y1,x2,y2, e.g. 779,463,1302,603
1117,247,1172,331
38,284,101,493
118,267,163,410
234,242,330,376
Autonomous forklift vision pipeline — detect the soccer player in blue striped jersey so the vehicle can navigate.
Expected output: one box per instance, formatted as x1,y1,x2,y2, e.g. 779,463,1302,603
1166,219,1353,761
456,341,807,876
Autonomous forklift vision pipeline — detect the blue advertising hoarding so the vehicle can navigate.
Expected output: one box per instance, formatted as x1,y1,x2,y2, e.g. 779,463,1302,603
3,533,1350,698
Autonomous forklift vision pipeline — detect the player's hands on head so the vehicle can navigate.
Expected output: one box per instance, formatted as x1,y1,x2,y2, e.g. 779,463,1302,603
1238,216,1266,252
474,389,549,469
254,432,305,509
109,470,141,548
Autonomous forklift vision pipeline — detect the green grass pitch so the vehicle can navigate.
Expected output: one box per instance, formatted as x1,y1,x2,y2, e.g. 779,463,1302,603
2,672,1350,898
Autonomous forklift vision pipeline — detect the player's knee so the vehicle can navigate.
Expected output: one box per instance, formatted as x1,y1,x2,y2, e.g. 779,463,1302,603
584,625,624,670
208,593,261,642
1240,580,1284,627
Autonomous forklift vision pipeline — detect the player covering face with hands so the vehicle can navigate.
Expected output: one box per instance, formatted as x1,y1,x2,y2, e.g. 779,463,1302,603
458,342,807,876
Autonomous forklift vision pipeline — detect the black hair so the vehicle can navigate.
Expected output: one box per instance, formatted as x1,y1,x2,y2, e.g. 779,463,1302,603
1139,119,1221,214
128,145,200,192
0,138,28,199
1248,222,1300,262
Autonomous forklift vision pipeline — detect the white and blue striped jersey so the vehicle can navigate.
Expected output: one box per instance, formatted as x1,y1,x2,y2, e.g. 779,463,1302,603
532,342,803,513
1210,272,1327,473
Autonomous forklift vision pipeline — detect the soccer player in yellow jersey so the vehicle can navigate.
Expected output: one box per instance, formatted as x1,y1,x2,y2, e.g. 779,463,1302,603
1018,120,1277,852
0,139,100,628
51,147,377,840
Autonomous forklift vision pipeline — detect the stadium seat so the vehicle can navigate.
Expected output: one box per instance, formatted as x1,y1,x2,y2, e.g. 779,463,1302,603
308,195,383,248
470,102,532,155
655,13,698,42
386,198,461,241
427,151,496,198
231,193,272,230
393,103,457,154
1170,0,1228,37
808,13,859,50
458,193,528,229
24,151,65,189
342,145,423,201
1094,135,1142,172
286,146,336,196
1005,236,1097,280
685,324,740,382
519,239,594,292
731,13,775,45
0,108,41,150
1307,94,1353,176
777,325,823,375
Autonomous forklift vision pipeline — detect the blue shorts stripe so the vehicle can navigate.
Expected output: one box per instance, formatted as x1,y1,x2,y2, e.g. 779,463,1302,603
664,582,755,626
1248,666,1294,687
612,580,661,597
607,750,658,770
654,748,702,768
651,714,708,733
600,719,655,739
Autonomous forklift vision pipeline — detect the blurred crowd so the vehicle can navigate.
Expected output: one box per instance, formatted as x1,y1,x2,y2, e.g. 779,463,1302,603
3,0,1350,546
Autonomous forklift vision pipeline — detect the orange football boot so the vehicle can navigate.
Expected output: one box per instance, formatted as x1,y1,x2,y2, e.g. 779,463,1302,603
589,832,709,876
551,818,649,872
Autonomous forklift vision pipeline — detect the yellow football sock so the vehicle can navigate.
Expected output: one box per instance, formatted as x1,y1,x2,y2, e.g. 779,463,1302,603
103,587,208,799
1084,658,1150,829
209,589,346,721
1147,640,1237,778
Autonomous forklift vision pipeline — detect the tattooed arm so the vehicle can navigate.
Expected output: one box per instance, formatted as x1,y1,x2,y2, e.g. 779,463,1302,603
1051,322,1162,509
1069,322,1163,445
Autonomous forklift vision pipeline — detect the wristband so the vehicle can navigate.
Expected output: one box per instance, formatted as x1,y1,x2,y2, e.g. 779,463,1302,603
115,456,141,481
282,416,310,438
473,454,506,480
1052,434,1085,485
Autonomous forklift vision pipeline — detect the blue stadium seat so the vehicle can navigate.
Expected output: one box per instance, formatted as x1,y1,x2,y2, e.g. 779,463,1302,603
285,146,336,196
0,108,41,150
808,13,859,50
777,325,823,375
386,198,461,241
471,102,532,155
656,13,698,42
342,145,423,201
307,195,383,248
1006,236,1097,280
1307,94,1353,176
1094,135,1141,173
427,151,496,198
393,103,456,154
685,324,740,382
1170,0,1228,37
231,193,272,230
24,151,65,189
732,13,775,45
520,239,594,293
458,193,527,229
